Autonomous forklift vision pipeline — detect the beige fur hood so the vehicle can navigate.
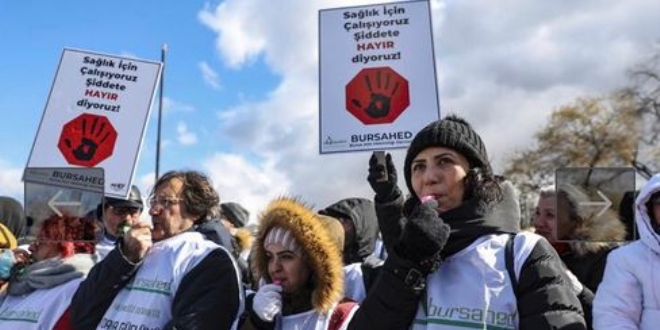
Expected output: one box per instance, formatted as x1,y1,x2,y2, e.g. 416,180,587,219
251,197,344,313
570,208,627,256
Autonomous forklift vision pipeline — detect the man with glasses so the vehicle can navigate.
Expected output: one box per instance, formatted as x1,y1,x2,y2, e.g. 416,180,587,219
70,170,243,330
95,185,144,260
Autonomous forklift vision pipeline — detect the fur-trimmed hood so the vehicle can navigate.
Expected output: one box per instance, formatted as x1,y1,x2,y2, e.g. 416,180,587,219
569,208,627,256
233,227,253,252
251,197,344,314
545,184,627,257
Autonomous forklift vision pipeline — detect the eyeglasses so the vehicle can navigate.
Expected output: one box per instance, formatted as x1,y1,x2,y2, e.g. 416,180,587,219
148,196,182,209
109,206,141,217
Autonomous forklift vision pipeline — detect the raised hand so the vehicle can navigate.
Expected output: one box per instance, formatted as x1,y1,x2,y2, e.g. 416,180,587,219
120,222,153,263
397,200,450,274
367,152,400,202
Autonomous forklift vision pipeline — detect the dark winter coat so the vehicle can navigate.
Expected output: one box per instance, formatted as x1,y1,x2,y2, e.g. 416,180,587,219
349,183,586,329
69,234,242,330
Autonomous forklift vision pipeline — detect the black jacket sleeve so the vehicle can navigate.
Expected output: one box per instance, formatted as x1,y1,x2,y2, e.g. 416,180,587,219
374,194,405,256
70,247,140,330
347,193,424,329
517,239,587,329
347,263,423,330
165,248,242,330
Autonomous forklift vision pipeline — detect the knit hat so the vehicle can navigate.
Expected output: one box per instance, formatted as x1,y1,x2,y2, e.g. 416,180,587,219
0,223,17,249
404,114,491,199
220,202,249,228
264,226,301,253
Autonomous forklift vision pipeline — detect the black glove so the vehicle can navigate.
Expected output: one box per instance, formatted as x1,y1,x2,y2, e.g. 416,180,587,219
367,153,401,203
396,200,450,274
383,200,450,293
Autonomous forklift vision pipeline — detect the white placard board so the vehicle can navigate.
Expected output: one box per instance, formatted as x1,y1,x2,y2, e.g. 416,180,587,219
24,48,162,198
319,0,440,154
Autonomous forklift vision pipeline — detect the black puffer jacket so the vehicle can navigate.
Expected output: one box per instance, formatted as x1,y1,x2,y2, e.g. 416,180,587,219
349,184,586,330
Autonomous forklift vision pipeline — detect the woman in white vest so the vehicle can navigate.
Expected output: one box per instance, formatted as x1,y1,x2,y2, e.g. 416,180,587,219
594,173,660,330
0,214,97,330
241,197,358,330
351,114,586,329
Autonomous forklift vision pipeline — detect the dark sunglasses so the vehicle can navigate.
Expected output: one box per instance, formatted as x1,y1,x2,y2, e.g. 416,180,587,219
109,206,141,216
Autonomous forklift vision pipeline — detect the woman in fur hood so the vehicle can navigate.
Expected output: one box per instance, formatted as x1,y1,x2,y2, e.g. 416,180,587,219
533,183,626,329
534,184,627,292
241,197,357,330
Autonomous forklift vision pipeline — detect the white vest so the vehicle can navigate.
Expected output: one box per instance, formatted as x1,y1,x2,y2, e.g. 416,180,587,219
95,236,116,261
278,304,358,330
0,277,83,330
96,231,234,330
343,263,366,303
411,233,539,330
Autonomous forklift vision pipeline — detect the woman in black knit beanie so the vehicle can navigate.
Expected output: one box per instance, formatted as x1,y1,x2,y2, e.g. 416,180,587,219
347,114,586,330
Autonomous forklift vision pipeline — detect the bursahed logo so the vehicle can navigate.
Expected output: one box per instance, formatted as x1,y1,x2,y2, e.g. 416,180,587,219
111,183,126,191
415,297,517,330
0,307,42,323
126,277,173,296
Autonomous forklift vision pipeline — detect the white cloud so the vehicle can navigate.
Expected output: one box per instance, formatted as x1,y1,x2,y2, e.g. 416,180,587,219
198,0,660,214
203,153,292,224
136,172,156,197
162,97,195,116
0,160,25,202
198,61,222,90
176,121,198,146
429,0,660,169
134,172,157,224
199,1,268,69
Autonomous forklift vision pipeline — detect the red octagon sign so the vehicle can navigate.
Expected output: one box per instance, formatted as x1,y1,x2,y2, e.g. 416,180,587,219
345,66,410,125
57,113,117,167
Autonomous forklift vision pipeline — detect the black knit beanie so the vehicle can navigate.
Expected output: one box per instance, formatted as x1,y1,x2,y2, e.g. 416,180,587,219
404,114,491,200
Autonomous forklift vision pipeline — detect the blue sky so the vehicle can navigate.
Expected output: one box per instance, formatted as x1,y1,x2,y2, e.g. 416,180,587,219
1,0,659,222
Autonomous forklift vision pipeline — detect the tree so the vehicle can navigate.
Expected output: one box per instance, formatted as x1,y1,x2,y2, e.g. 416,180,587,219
504,95,640,222
620,45,660,177
505,46,660,226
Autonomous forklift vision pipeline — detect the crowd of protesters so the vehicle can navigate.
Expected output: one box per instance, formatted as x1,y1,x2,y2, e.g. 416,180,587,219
0,114,657,329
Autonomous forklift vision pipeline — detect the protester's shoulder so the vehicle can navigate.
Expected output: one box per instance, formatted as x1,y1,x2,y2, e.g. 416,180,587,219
523,233,557,258
176,246,238,283
162,231,233,264
515,231,545,249
465,232,541,253
606,240,645,263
